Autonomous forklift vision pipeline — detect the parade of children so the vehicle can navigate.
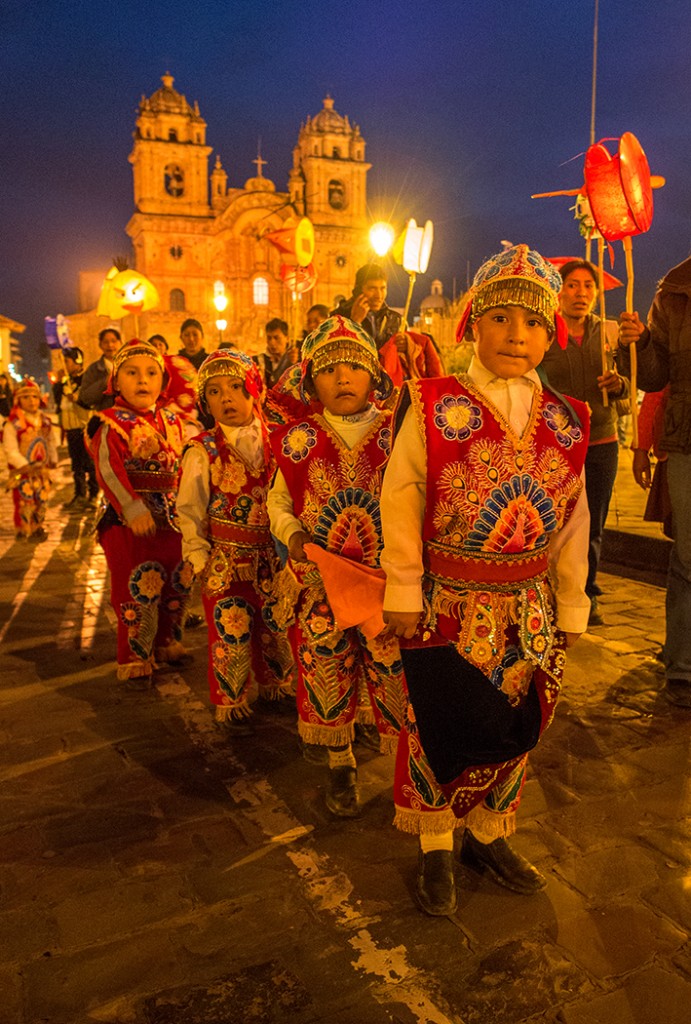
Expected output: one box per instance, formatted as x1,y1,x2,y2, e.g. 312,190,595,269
86,338,193,686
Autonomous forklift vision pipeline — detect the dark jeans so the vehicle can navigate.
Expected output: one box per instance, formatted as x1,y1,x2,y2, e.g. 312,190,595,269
66,428,98,498
584,441,619,598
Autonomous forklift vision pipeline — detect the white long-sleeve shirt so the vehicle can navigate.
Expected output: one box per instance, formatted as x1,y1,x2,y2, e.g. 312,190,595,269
380,357,591,634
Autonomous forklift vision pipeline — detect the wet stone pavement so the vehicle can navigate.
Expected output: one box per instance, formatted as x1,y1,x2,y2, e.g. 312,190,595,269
0,458,689,1024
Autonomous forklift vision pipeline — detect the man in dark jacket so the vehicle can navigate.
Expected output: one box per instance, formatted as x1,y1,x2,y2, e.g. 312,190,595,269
619,255,691,708
332,263,402,350
540,260,629,625
78,328,121,411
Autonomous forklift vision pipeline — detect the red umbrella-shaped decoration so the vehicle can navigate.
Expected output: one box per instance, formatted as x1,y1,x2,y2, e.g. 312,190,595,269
533,133,665,446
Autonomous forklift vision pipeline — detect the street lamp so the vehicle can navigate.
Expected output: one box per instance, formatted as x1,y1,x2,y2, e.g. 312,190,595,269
213,281,228,345
399,218,434,328
369,221,395,258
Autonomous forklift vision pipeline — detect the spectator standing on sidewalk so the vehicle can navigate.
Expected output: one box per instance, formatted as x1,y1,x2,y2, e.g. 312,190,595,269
540,259,629,626
53,347,99,509
619,254,691,708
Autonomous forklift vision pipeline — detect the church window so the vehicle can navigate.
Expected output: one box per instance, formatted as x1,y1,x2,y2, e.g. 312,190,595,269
328,179,346,210
335,254,347,268
332,147,341,159
313,145,318,155
170,288,185,311
170,245,183,260
164,164,184,197
168,129,178,142
253,277,269,306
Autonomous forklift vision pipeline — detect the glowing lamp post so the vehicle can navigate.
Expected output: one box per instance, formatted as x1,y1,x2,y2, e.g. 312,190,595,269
213,281,228,345
369,221,396,258
399,218,434,329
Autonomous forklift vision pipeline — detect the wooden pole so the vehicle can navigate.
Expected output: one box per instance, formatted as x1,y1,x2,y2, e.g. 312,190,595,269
623,235,639,448
596,235,609,408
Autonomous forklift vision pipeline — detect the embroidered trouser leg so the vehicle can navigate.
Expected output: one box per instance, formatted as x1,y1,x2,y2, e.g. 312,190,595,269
357,628,406,753
100,524,187,679
204,581,294,720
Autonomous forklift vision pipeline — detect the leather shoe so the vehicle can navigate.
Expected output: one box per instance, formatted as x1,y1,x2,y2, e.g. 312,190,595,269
664,679,691,708
299,739,329,765
460,830,546,894
354,721,381,752
588,598,604,627
416,850,457,916
325,765,361,818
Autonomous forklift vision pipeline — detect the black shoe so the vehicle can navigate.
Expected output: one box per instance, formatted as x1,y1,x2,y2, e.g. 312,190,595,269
664,679,691,708
325,765,361,818
460,830,546,894
416,850,457,916
354,721,381,752
588,598,604,627
30,527,48,543
219,716,255,736
64,494,85,510
185,613,205,630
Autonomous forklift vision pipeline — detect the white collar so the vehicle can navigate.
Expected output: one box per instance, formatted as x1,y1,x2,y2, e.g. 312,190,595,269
468,356,542,390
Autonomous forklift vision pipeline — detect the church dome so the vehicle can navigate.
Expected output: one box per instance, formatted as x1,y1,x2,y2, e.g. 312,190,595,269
244,176,276,193
307,96,352,135
140,72,201,120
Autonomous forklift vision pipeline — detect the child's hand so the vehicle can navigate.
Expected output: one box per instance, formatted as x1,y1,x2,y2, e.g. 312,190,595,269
383,610,421,639
618,311,645,347
288,530,310,562
563,631,583,648
130,511,156,536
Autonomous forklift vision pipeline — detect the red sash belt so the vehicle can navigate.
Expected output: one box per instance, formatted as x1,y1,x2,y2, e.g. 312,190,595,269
425,544,549,589
208,519,271,547
130,470,177,492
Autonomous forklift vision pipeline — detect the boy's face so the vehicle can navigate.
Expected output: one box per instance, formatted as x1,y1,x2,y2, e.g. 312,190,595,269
472,306,552,379
313,362,372,416
204,374,254,427
116,355,163,410
99,332,120,358
18,392,40,414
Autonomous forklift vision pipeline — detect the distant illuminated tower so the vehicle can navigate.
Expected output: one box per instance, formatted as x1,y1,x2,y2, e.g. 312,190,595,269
290,96,371,305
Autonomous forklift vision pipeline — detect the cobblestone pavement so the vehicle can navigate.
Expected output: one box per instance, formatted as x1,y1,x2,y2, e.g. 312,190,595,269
0,457,689,1024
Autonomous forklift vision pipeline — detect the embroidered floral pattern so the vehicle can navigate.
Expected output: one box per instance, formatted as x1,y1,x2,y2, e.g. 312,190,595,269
543,402,584,448
129,562,166,603
210,457,248,494
282,422,318,462
214,597,253,645
130,423,161,459
434,394,483,442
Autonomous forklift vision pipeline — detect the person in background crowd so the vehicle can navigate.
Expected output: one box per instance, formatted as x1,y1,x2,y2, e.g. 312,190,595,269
52,347,99,509
177,319,208,371
78,327,121,411
254,319,299,389
0,373,13,421
304,303,330,335
540,259,629,627
619,254,691,709
3,378,58,541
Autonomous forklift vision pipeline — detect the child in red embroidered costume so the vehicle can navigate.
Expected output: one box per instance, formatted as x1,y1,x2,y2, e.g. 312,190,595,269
3,378,57,541
268,315,406,818
381,245,591,915
88,340,192,685
177,350,295,731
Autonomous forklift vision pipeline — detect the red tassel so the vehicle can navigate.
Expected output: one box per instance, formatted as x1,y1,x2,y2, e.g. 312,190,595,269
455,298,473,343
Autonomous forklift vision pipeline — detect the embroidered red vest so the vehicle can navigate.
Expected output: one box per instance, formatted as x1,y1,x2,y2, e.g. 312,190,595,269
272,412,392,567
407,375,590,675
95,403,184,495
10,410,53,463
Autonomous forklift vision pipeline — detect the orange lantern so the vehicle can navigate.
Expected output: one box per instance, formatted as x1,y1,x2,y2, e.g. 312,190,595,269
280,262,318,294
265,217,315,267
584,132,655,241
97,267,159,319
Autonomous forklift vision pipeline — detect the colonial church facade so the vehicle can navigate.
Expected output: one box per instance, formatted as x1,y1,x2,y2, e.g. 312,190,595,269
73,74,373,355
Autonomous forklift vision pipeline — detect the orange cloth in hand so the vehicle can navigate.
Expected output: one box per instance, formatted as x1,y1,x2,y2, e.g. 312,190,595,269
304,542,386,639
